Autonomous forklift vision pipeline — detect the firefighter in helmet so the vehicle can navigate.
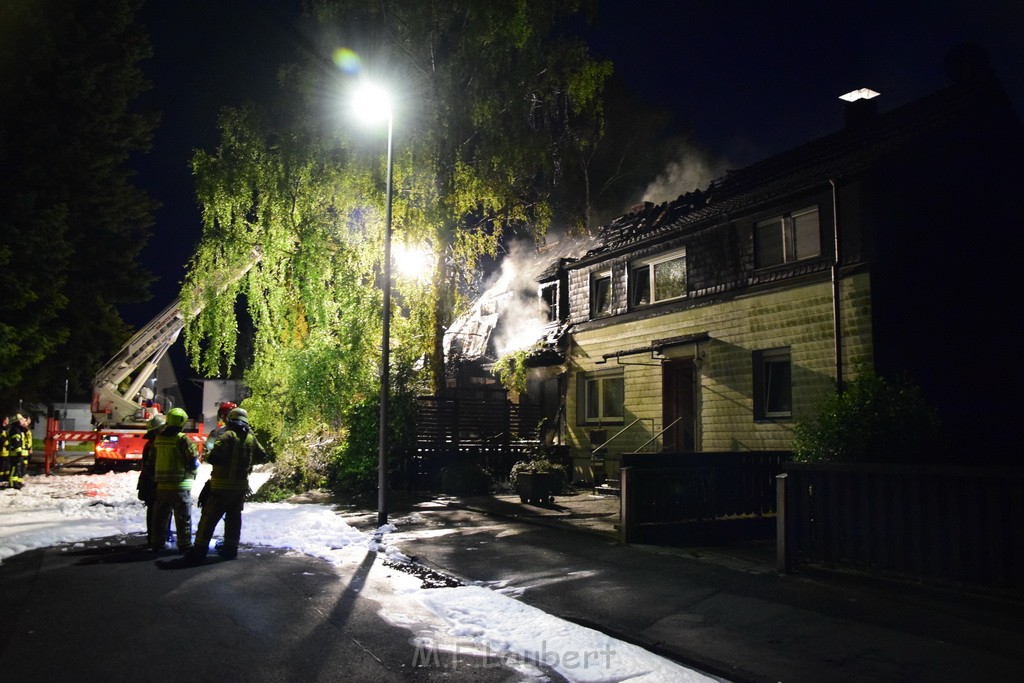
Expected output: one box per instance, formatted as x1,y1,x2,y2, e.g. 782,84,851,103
185,407,267,564
138,413,167,548
7,413,32,490
203,401,237,452
0,416,10,486
150,407,199,553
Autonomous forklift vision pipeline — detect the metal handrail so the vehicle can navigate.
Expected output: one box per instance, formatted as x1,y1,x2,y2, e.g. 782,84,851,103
590,417,644,456
633,417,682,453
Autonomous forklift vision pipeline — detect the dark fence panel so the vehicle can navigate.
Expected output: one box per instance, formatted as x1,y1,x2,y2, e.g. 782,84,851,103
620,451,790,544
780,463,1024,592
414,396,542,446
394,444,542,491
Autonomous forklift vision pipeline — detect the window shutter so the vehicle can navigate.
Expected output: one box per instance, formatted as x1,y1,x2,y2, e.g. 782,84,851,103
752,350,765,419
575,373,587,424
792,208,821,259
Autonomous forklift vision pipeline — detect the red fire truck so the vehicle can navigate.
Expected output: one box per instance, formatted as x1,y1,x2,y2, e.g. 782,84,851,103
44,250,261,473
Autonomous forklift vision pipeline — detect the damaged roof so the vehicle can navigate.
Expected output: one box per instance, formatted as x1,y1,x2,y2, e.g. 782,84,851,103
444,233,600,363
583,57,1019,261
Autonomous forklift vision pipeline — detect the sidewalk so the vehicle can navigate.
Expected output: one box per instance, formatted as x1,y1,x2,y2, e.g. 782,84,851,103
445,490,778,572
407,490,1024,682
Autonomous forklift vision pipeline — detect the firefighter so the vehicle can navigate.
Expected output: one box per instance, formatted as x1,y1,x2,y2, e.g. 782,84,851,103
7,413,31,490
0,416,9,486
184,407,267,564
203,401,237,452
137,413,167,548
150,407,199,553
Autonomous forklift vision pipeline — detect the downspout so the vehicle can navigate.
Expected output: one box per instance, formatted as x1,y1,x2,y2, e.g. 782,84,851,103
830,179,844,394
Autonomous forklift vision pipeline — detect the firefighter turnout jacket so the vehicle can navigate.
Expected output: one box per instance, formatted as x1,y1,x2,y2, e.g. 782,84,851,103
153,426,199,491
207,428,267,491
7,421,31,488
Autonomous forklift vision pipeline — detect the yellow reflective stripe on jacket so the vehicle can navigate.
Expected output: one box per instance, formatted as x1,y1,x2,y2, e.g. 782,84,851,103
208,432,256,491
153,432,196,490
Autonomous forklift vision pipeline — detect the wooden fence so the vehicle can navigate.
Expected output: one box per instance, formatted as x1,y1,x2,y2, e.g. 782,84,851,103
778,463,1024,592
620,451,790,544
393,444,539,491
414,396,542,446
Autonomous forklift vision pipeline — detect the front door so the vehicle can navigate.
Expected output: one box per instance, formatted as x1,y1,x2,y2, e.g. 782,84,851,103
662,359,697,452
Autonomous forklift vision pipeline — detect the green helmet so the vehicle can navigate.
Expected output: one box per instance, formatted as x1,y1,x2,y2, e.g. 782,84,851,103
226,407,249,427
165,407,188,427
147,414,166,430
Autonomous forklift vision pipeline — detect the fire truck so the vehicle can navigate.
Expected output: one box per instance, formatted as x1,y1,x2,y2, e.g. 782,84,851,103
44,250,261,472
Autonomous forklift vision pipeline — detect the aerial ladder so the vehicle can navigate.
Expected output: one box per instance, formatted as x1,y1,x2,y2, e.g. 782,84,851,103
45,249,262,473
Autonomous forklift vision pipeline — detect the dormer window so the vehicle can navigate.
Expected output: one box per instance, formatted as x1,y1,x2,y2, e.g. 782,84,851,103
754,206,820,268
630,248,687,308
540,282,558,323
590,270,612,318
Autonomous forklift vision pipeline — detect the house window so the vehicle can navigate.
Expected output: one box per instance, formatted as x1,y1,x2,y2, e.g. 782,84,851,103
590,270,612,318
630,248,686,307
540,283,558,323
753,347,792,420
754,206,820,268
577,370,624,424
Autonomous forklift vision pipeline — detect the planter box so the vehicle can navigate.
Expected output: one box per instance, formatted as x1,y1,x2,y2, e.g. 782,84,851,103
517,471,558,505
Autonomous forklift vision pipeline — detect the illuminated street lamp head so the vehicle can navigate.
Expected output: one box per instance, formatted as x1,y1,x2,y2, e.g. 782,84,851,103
353,82,392,124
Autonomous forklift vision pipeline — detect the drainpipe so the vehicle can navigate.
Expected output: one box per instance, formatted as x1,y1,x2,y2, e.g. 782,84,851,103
830,179,844,394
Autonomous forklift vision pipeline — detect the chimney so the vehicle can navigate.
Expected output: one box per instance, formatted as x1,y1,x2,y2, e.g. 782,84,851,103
839,88,880,129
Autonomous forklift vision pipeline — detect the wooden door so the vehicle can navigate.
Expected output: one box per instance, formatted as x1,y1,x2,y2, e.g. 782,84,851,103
662,360,696,452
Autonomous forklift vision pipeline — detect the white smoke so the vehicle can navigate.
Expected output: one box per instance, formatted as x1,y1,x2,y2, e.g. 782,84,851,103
447,232,599,360
640,141,729,205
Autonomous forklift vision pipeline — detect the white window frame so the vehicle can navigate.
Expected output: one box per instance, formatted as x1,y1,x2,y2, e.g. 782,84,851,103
578,370,625,424
630,247,687,307
754,205,821,269
539,282,559,323
754,347,793,420
590,270,613,318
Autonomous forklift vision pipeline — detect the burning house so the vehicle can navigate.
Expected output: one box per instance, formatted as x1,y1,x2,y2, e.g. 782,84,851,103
429,46,1021,494
560,45,1023,483
442,233,600,444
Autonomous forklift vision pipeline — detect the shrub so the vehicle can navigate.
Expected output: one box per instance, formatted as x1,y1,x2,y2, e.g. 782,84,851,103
327,390,416,495
792,373,944,464
250,428,328,502
510,456,567,493
439,461,495,495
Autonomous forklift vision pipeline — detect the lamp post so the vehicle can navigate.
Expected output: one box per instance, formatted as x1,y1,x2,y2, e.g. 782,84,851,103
353,83,394,529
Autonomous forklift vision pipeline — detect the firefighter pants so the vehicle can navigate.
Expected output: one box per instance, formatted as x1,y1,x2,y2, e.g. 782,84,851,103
152,489,193,551
191,489,246,558
0,455,9,481
144,500,172,548
8,456,28,488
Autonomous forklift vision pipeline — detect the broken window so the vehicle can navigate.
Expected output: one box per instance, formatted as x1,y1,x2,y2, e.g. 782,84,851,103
540,283,558,323
753,347,793,420
754,206,820,268
630,248,686,307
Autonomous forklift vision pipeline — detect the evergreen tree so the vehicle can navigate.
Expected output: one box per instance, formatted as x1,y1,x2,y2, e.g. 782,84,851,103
0,0,158,407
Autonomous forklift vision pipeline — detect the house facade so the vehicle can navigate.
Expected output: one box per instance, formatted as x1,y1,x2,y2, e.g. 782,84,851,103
560,46,1023,481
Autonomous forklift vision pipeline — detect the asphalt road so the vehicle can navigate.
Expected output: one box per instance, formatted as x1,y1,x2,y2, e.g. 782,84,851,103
4,487,1022,682
364,502,1024,683
0,536,562,682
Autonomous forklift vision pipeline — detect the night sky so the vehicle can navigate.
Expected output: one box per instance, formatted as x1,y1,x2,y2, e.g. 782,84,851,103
126,0,1024,404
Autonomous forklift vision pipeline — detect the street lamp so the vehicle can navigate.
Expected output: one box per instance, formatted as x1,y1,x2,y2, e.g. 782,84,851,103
353,82,394,529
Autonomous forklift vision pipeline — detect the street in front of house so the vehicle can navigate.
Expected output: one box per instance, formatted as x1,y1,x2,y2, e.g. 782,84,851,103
4,469,1023,682
356,498,1024,683
0,470,718,682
